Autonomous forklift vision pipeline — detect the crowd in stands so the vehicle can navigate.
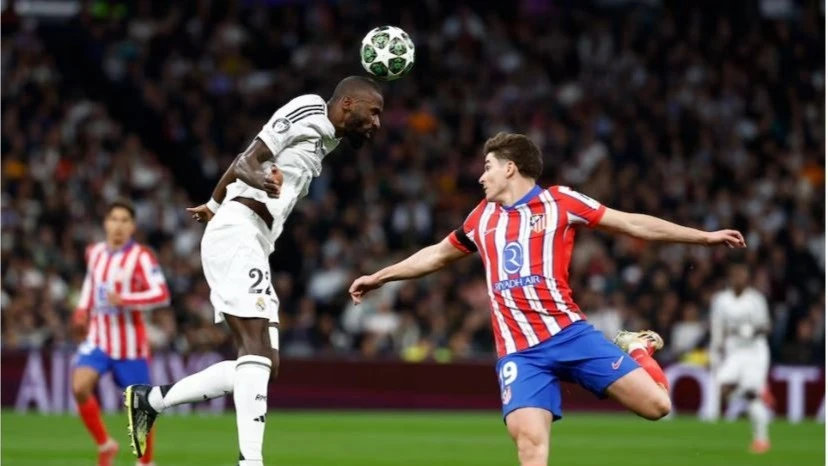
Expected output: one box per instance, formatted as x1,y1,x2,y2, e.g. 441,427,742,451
2,0,824,365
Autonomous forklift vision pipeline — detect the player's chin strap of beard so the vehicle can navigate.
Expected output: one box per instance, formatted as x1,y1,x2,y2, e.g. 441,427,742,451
342,113,367,149
344,130,365,149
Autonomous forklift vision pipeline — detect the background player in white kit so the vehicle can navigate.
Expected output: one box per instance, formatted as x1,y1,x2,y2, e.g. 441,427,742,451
709,260,773,454
124,76,384,466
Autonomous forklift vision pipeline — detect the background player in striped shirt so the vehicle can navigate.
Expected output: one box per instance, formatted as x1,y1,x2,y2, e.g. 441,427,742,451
71,199,170,466
349,132,746,466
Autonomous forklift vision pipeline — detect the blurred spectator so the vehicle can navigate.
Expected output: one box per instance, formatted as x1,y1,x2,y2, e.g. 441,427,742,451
1,1,823,366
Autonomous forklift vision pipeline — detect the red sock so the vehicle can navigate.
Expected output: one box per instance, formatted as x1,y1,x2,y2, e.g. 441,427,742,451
77,396,109,446
140,428,155,464
630,348,669,390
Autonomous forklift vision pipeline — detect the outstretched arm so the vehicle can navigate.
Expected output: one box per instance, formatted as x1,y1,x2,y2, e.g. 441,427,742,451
349,238,469,304
596,208,746,247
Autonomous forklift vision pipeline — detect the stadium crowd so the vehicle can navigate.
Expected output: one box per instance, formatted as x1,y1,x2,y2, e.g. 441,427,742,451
2,0,824,365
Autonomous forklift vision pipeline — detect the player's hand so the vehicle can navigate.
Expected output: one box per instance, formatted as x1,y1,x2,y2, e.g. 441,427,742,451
106,291,123,306
263,166,284,199
187,204,215,223
705,230,746,248
349,274,384,305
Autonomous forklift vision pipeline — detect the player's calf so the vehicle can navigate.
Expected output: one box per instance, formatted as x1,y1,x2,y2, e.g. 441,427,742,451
225,315,273,466
72,366,116,453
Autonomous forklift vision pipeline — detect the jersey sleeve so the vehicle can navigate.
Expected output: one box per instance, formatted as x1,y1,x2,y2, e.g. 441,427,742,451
256,95,331,156
446,201,486,254
554,186,607,228
119,247,171,310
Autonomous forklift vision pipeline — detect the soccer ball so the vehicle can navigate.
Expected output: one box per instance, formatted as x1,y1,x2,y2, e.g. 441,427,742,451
360,26,415,81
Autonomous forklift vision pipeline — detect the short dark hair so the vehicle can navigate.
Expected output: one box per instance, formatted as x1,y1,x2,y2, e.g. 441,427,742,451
106,198,136,219
483,132,543,180
331,76,383,101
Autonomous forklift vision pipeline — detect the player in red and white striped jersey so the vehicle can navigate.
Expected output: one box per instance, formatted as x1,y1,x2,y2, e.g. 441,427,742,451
350,133,745,466
71,199,170,466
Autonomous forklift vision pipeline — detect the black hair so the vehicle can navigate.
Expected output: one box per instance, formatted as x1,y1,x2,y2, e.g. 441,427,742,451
106,198,136,219
331,76,383,101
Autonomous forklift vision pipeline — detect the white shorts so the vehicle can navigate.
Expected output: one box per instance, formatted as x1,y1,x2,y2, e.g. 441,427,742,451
716,344,770,391
201,201,280,327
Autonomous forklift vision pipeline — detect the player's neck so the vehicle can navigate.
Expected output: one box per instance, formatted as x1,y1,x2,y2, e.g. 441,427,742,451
326,101,342,137
499,180,538,208
107,239,132,252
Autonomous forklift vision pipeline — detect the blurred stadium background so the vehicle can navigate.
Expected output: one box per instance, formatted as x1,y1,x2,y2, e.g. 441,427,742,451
1,0,824,464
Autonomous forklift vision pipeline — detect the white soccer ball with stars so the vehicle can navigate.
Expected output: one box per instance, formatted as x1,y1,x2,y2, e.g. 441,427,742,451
360,26,415,81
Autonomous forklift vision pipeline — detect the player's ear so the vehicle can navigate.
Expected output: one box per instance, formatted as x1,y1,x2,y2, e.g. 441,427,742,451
340,96,352,111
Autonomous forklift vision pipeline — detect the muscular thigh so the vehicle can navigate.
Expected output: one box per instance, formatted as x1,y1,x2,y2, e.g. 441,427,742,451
716,350,751,387
734,346,769,392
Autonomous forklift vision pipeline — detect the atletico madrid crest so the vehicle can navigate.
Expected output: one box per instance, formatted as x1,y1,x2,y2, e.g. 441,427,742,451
501,386,512,405
529,214,546,233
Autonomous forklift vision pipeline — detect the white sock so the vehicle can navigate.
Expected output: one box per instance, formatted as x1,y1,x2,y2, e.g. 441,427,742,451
234,355,271,466
148,360,236,412
748,399,770,442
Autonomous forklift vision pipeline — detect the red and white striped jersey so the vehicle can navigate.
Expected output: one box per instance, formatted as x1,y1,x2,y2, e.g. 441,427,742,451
447,185,606,357
75,241,170,359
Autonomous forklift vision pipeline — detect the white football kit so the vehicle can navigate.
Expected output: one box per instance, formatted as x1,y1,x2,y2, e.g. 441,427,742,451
710,287,771,391
201,94,340,341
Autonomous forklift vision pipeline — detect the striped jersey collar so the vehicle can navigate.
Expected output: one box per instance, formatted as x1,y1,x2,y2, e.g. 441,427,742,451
502,185,543,211
107,239,136,254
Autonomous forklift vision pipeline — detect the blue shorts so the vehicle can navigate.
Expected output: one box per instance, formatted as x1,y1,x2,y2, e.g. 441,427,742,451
74,344,151,388
495,321,639,422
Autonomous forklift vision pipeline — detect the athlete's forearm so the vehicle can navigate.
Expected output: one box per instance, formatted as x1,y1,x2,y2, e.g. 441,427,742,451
120,284,171,309
211,153,243,203
621,214,709,244
373,240,464,284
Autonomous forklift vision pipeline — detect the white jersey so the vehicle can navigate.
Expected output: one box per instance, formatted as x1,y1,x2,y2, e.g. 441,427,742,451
710,287,770,354
224,94,340,245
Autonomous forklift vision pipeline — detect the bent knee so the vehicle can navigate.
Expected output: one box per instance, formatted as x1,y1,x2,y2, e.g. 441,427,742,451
71,376,95,401
644,393,672,420
513,429,548,465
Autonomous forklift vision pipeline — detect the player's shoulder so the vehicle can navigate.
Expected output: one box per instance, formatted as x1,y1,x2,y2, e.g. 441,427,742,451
271,94,333,136
548,185,602,206
85,242,107,259
466,199,494,219
546,185,579,195
744,287,766,299
276,94,327,119
711,289,731,303
134,242,159,258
